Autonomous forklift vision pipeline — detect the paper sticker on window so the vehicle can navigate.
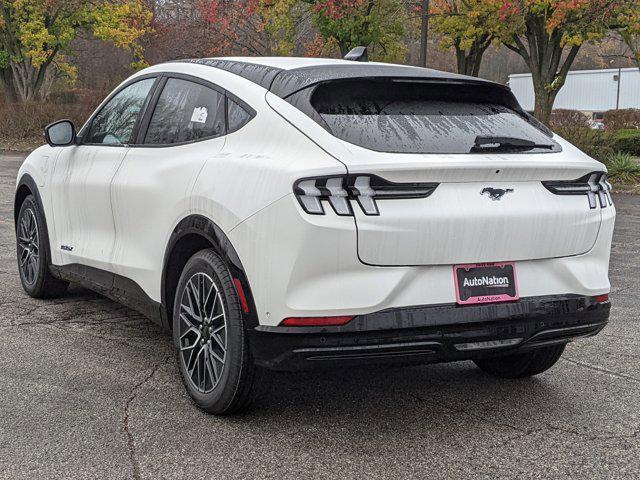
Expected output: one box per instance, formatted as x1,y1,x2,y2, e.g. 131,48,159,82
191,107,208,124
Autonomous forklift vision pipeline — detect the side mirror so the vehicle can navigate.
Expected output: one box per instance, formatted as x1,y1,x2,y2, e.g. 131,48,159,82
45,120,76,147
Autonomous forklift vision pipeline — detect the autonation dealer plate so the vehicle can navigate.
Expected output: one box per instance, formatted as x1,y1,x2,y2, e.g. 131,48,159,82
453,262,519,305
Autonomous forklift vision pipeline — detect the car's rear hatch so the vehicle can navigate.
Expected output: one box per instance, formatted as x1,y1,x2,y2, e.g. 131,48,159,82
344,151,602,266
283,76,605,266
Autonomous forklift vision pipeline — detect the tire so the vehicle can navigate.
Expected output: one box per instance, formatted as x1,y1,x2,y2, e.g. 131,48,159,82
16,195,69,298
172,248,267,414
473,344,566,379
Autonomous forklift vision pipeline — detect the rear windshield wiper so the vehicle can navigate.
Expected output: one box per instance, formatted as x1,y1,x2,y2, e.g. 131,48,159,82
471,136,555,153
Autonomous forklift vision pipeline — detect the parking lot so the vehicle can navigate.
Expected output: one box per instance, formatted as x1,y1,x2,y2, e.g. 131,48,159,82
0,151,638,479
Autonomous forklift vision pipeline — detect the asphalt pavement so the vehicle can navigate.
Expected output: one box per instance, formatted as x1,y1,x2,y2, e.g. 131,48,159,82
0,151,639,479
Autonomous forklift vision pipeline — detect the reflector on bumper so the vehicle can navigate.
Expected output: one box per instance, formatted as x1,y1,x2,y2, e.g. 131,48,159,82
280,315,356,327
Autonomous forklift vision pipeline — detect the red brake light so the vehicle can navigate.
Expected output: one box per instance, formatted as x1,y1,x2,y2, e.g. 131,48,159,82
594,294,609,303
280,315,355,327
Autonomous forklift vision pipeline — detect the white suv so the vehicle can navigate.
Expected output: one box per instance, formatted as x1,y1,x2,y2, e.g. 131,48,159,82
15,56,614,414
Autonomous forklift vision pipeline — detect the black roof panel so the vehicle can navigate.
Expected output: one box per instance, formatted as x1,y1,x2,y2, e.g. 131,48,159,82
179,58,283,91
179,58,504,98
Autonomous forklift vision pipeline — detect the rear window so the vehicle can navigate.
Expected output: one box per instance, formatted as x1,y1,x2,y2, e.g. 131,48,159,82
310,80,559,154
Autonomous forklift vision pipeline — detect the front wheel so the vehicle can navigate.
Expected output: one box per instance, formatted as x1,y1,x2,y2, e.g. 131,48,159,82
16,195,68,298
473,344,566,379
173,249,266,414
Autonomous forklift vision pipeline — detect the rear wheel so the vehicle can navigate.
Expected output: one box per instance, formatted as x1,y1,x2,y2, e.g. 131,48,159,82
173,249,266,414
16,195,68,298
473,344,566,379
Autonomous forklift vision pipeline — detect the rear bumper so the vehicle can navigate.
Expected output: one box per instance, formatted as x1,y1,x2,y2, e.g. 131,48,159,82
248,295,610,371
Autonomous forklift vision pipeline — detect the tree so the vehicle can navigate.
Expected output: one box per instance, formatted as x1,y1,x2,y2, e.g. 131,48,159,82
418,0,429,67
200,0,306,56
0,0,152,102
492,0,624,124
200,0,273,55
616,0,640,69
430,0,501,76
302,0,409,61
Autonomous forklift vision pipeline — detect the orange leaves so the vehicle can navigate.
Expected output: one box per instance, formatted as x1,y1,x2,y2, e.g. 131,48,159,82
312,0,368,21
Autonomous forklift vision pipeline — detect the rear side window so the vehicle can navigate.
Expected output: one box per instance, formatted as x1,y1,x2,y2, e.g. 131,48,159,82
228,98,252,132
311,80,559,154
144,78,225,145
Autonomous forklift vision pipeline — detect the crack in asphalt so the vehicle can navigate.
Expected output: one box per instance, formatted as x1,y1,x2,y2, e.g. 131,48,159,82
0,320,162,355
7,314,147,328
562,356,640,384
51,323,158,348
2,154,640,477
123,355,171,480
410,393,538,437
411,392,640,445
0,299,148,328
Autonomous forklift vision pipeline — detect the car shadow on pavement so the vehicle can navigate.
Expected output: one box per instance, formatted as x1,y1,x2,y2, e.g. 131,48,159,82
13,279,622,446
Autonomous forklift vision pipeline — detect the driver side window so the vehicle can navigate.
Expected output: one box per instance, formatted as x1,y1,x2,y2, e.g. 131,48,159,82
84,78,156,145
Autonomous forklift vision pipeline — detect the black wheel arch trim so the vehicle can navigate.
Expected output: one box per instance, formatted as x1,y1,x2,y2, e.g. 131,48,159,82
12,190,257,332
161,214,260,331
15,174,53,263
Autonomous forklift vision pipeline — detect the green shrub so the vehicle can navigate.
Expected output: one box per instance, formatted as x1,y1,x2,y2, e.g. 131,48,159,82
554,127,614,161
605,152,640,184
610,129,640,157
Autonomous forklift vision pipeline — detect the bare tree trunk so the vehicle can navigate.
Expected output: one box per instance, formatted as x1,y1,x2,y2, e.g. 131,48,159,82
621,33,640,70
454,36,491,77
418,0,430,67
9,55,56,102
0,68,18,103
503,15,581,125
533,85,557,125
455,49,467,76
40,67,57,101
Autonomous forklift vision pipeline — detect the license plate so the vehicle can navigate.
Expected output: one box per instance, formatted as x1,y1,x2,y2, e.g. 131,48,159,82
453,262,519,305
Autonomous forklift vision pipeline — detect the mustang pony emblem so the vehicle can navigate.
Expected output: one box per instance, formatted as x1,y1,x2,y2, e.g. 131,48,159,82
481,187,514,200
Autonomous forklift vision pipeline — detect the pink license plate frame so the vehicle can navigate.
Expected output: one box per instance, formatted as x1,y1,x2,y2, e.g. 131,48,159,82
453,262,519,305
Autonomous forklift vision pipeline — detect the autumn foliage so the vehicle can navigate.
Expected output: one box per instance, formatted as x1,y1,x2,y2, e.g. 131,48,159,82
0,0,152,101
1,0,639,122
200,0,267,55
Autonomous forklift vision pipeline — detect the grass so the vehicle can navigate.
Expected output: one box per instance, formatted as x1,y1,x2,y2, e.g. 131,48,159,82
604,152,640,193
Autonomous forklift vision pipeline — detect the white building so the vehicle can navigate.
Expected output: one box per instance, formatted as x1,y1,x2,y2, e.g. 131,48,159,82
508,67,640,119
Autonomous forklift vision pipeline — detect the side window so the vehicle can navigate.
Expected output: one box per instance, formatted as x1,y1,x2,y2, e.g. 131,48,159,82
228,98,252,132
85,78,156,145
144,78,225,145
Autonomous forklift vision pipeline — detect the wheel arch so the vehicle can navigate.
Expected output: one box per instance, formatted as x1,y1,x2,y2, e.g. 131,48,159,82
161,215,259,331
14,174,53,263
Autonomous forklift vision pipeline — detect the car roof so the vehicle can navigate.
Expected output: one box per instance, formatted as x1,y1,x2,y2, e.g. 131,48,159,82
177,57,503,99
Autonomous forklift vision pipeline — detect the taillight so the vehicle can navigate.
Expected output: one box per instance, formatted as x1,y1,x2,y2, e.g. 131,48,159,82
543,172,612,209
294,175,438,216
594,294,609,303
280,315,355,327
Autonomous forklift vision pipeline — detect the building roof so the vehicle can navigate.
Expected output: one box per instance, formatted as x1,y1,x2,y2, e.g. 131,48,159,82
178,57,502,99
